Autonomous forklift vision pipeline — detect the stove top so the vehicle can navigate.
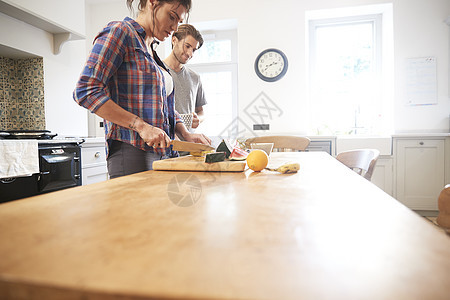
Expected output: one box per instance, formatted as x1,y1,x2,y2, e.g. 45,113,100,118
0,130,57,140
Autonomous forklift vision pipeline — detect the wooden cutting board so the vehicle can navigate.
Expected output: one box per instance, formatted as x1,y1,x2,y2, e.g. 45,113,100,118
153,155,246,172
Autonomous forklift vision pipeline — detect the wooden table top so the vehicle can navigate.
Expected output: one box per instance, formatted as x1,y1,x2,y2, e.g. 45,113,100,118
0,152,449,300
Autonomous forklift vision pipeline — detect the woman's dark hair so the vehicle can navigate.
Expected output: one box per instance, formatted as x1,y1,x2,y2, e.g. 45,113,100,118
126,0,191,16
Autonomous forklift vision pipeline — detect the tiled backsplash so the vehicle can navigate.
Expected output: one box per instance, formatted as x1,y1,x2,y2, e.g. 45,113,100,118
0,57,45,131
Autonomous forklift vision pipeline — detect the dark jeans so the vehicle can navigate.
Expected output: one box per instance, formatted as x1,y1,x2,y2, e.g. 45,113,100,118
107,140,166,179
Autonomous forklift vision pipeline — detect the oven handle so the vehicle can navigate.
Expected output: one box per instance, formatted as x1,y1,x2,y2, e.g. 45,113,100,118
1,174,35,183
1,178,16,184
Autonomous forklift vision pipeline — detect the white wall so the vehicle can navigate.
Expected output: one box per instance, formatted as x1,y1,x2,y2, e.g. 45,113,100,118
86,0,450,135
190,0,449,134
0,2,88,136
85,1,129,53
393,0,449,133
85,1,165,57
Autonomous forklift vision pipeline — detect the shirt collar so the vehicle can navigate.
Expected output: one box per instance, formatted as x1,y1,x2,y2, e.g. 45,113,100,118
124,17,146,40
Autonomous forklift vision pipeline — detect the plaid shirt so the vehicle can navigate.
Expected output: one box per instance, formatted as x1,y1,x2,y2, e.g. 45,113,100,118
73,17,180,157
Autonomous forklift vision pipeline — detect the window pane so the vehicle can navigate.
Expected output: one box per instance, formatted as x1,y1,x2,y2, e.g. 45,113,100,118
195,71,233,136
311,21,381,135
188,40,232,64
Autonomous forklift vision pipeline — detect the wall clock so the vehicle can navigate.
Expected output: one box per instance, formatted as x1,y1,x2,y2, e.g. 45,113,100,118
254,48,288,82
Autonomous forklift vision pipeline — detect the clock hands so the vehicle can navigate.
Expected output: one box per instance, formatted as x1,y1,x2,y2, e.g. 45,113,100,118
263,61,278,72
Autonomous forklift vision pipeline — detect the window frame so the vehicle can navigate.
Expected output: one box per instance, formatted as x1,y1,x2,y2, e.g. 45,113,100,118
186,29,238,138
307,12,391,135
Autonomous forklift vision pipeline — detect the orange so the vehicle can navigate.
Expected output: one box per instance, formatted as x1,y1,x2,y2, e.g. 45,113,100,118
246,149,269,172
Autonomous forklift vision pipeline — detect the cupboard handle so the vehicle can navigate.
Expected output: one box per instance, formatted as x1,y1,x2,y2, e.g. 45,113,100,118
419,142,424,145
95,152,101,158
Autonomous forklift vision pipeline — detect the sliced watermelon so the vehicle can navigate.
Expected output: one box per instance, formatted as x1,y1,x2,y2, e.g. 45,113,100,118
229,146,248,160
216,139,233,158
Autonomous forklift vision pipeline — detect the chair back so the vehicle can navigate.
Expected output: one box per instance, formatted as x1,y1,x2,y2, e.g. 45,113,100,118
245,136,310,152
437,184,450,232
336,149,380,181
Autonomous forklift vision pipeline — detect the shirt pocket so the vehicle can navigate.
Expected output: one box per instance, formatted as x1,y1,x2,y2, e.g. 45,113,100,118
134,48,154,74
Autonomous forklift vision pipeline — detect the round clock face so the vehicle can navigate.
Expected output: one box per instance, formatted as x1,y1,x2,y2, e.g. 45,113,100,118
255,49,288,82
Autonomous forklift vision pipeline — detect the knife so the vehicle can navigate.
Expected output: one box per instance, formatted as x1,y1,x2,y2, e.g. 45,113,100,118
170,140,215,152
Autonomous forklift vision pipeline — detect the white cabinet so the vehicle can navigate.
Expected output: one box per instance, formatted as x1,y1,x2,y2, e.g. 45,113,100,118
81,139,108,186
371,157,393,196
394,138,446,210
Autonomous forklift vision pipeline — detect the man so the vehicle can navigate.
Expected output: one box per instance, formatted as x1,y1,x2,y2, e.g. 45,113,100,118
164,24,206,131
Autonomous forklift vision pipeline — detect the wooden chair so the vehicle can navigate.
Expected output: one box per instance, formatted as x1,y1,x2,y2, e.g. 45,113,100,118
437,184,450,235
244,136,310,152
336,149,380,181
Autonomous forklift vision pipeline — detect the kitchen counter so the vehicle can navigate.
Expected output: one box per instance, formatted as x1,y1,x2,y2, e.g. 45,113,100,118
38,138,84,144
391,132,450,137
0,152,449,299
0,138,84,144
78,137,106,143
50,137,106,146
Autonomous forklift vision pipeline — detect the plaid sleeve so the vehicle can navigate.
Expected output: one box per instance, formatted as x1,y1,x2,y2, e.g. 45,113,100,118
174,110,182,124
73,22,127,113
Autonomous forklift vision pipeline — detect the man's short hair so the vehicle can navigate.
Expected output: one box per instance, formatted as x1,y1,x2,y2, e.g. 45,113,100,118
173,24,204,49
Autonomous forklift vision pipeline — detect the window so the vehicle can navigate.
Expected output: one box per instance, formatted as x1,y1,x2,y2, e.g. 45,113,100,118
186,29,238,137
308,5,393,135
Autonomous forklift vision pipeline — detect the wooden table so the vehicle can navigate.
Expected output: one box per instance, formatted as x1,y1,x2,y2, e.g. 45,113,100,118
0,152,449,300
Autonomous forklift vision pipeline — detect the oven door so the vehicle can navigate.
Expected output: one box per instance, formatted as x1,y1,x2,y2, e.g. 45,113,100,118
0,175,39,203
38,144,81,193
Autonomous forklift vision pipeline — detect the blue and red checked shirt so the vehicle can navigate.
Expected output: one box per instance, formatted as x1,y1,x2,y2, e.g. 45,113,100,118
73,17,181,157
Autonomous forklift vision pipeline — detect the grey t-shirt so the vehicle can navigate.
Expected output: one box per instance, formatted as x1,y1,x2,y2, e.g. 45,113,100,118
166,65,207,114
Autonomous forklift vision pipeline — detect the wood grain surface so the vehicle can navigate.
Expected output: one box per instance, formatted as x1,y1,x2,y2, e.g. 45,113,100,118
0,152,449,300
152,155,246,172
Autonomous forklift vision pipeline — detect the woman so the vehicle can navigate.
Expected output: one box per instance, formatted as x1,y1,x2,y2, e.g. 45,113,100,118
74,0,211,178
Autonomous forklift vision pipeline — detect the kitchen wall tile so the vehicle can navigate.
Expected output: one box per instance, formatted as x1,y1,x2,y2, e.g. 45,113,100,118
0,60,5,105
2,102,15,117
4,90,11,101
0,102,6,130
0,57,45,131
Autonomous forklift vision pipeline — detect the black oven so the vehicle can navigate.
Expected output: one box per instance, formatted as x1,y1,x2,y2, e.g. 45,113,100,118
37,143,81,194
0,131,83,203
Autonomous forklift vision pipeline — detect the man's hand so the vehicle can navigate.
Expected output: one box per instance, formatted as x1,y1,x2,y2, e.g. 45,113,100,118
191,112,200,129
185,133,211,145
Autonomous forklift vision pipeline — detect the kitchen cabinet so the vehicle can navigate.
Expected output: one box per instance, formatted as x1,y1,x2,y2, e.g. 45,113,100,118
81,138,108,186
394,138,446,210
370,157,393,196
